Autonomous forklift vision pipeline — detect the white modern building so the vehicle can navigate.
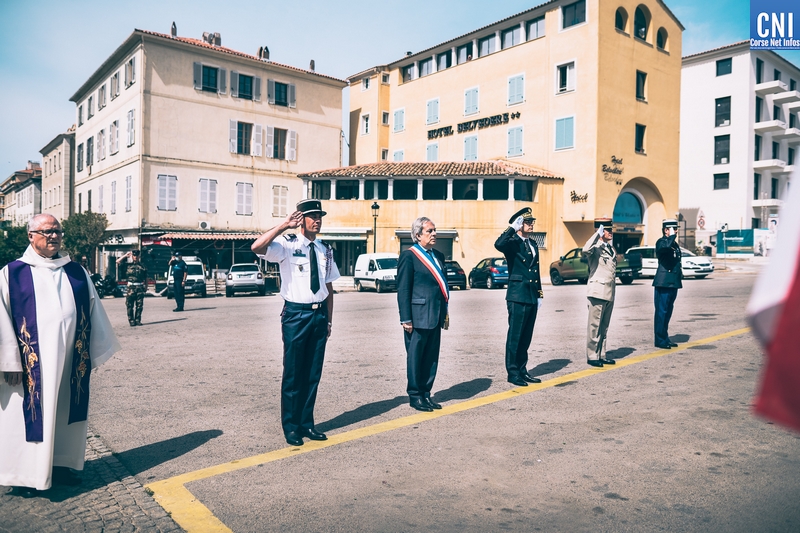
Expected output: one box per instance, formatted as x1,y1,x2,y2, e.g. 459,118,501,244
0,162,42,227
680,41,799,252
39,127,75,222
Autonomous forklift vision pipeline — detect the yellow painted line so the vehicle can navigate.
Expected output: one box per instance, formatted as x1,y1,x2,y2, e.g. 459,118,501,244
146,326,751,532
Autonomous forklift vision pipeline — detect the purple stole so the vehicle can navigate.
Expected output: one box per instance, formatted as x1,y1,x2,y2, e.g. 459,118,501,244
7,260,92,443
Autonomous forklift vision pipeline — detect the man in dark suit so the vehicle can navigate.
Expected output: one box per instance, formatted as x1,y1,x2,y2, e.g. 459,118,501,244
495,208,543,387
397,217,449,412
653,219,682,349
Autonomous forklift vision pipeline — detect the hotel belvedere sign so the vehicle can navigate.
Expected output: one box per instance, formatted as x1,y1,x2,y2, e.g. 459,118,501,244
427,112,521,140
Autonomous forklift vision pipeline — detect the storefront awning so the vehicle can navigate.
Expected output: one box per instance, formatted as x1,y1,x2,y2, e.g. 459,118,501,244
317,227,371,241
154,232,261,241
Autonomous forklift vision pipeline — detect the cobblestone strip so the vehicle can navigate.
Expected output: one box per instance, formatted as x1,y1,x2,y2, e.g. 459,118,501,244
0,428,183,533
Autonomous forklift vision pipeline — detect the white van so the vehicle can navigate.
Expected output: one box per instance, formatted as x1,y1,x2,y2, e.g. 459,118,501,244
167,256,208,298
353,253,399,292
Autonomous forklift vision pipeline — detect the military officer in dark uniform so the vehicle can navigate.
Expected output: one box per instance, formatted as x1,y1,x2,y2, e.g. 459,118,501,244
495,207,543,387
251,199,340,447
168,251,188,312
653,219,682,349
117,249,147,327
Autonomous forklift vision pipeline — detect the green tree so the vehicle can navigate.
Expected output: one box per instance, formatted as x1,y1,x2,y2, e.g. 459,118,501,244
0,225,30,268
62,212,110,271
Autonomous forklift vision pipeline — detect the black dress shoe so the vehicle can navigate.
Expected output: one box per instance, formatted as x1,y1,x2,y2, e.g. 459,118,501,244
285,431,304,446
409,398,433,412
52,467,82,486
129,321,136,327
522,374,541,384
598,358,615,365
655,343,672,349
423,398,442,410
508,376,528,387
668,342,679,348
303,428,327,441
587,359,604,367
11,486,39,498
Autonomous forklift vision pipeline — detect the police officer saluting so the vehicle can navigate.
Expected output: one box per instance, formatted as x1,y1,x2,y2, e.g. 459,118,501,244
117,249,147,326
251,199,340,447
653,219,682,349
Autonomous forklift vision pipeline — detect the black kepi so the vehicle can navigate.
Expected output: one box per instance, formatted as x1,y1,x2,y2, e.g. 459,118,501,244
594,217,613,230
509,207,535,224
297,199,327,217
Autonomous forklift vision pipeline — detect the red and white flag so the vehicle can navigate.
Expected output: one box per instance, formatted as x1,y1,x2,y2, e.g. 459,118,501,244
746,167,800,432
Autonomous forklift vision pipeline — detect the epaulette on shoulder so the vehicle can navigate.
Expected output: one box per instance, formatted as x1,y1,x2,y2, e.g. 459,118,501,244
284,234,297,241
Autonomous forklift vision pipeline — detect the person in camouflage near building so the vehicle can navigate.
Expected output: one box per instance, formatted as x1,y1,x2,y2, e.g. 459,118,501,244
116,249,148,326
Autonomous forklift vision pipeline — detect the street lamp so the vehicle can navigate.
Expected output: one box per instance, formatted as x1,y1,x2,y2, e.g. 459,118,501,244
371,202,380,253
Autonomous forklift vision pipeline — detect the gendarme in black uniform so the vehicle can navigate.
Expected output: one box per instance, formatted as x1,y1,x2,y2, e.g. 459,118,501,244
495,207,543,387
653,219,682,349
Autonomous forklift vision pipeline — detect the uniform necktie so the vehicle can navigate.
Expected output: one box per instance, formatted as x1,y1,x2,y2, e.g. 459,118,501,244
309,242,320,294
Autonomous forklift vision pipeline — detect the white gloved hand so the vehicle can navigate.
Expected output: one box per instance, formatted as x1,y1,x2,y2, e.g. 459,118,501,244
511,216,524,231
667,227,676,237
596,224,605,237
537,298,543,311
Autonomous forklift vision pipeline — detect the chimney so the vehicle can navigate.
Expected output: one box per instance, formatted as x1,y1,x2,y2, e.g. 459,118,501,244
309,59,315,71
171,22,177,37
213,32,221,46
202,32,222,46
262,45,270,60
406,51,412,56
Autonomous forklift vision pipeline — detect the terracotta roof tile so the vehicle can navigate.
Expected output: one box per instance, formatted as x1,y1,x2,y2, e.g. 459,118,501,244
682,40,749,61
298,160,562,179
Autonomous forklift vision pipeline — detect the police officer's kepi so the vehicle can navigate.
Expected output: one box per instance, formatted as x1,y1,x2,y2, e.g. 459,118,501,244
297,199,327,217
662,219,679,230
594,217,613,230
509,207,535,224
172,250,181,257
131,250,140,256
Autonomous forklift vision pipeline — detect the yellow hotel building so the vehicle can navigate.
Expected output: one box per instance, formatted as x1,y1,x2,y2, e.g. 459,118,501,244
301,0,683,277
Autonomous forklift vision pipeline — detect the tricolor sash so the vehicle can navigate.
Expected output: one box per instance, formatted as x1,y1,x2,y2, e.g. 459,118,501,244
7,260,92,442
409,244,449,303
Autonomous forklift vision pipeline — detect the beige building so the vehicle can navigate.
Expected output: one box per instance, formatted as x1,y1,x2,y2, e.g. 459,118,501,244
69,26,346,276
312,0,683,276
39,127,75,221
1,162,42,227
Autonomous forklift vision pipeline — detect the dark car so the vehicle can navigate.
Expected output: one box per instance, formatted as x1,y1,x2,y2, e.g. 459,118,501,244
549,247,642,286
444,260,467,290
469,257,509,289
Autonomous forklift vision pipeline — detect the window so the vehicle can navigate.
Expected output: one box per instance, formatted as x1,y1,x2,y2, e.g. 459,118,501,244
464,87,479,115
86,136,94,167
437,51,452,71
562,0,586,29
754,173,761,200
478,35,496,57
198,178,218,213
273,185,288,217
555,117,574,150
125,56,136,88
772,141,780,160
272,127,286,159
111,180,116,214
636,71,647,100
111,72,120,98
236,182,253,215
502,26,521,48
715,97,731,126
87,96,94,119
773,105,782,121
713,173,729,190
422,180,447,200
756,58,764,84
381,148,388,161
508,74,524,105
382,111,390,126
110,120,119,154
236,122,252,155
615,8,628,31
268,80,295,107
457,43,473,64
789,147,795,165
774,69,781,81
98,84,107,110
127,109,135,146
656,28,668,50
633,6,649,40
755,97,763,122
381,73,390,84
426,98,439,125
231,72,258,100
393,109,405,132
508,126,523,157
266,127,296,161
157,175,177,211
427,143,438,162
557,62,575,93
419,58,434,77
193,63,225,93
77,143,84,171
792,114,798,129
635,124,646,154
464,135,478,161
125,176,132,212
361,114,370,135
527,16,545,39
402,64,416,82
98,185,103,213
334,180,358,200
362,76,370,90
716,58,732,76
78,105,84,126
791,79,797,91
311,181,331,200
755,135,762,160
393,150,404,162
97,129,105,160
772,177,779,199
714,135,730,164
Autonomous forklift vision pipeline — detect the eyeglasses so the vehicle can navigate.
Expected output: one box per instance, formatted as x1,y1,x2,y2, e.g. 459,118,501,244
29,229,64,238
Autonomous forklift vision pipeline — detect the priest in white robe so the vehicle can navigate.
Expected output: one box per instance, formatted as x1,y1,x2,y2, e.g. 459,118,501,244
0,214,120,493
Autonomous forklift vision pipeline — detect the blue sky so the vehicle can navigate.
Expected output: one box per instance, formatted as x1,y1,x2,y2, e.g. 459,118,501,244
1,0,799,179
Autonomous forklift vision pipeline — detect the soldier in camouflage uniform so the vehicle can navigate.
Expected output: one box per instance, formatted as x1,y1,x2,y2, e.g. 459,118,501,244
117,249,148,326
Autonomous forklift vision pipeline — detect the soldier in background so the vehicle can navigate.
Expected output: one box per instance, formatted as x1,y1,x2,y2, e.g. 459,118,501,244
117,250,147,327
582,218,617,367
653,219,682,349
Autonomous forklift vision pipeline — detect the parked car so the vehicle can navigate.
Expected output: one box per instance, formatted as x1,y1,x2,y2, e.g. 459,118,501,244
166,256,207,298
549,247,642,286
225,263,267,297
627,246,714,279
444,260,467,290
469,257,508,289
354,253,399,292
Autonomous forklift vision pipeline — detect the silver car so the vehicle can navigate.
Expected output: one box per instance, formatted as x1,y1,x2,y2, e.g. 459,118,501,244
225,264,267,297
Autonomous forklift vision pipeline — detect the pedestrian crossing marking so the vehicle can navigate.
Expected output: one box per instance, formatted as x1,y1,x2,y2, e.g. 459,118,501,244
146,326,751,532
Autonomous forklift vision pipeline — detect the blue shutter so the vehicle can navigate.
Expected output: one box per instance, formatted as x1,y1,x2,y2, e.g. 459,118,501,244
427,143,438,162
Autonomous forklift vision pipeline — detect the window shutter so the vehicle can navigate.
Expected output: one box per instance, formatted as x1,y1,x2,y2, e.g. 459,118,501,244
229,119,238,153
193,62,202,90
111,181,116,214
199,179,208,212
98,185,104,213
113,121,119,152
131,57,136,85
230,71,239,97
288,130,297,161
265,125,275,158
254,77,261,102
168,176,177,211
236,183,243,214
268,79,275,104
427,143,438,162
288,83,296,108
567,64,576,91
209,180,217,213
218,68,227,94
253,124,263,157
245,183,253,215
158,176,167,210
566,117,574,146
